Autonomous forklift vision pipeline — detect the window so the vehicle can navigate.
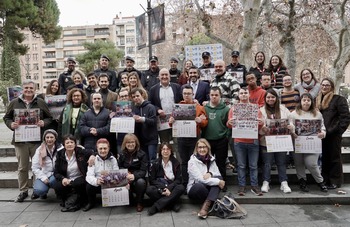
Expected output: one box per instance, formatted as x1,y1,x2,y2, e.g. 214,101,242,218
77,29,86,35
126,47,135,54
45,51,55,58
44,72,57,79
56,61,64,69
26,74,31,79
33,73,39,80
56,50,63,58
46,62,56,68
25,54,30,61
126,37,135,43
32,43,38,50
25,64,30,71
64,50,74,57
55,40,63,48
64,40,73,46
33,54,38,61
33,64,39,70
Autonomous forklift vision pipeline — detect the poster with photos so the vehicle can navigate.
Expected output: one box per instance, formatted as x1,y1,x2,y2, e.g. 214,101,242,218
7,86,22,102
101,169,129,207
14,108,41,142
45,95,66,120
172,104,196,120
172,120,196,138
232,103,259,139
157,114,171,131
294,119,322,153
199,68,216,81
266,119,290,135
112,101,133,117
227,71,244,84
185,43,223,68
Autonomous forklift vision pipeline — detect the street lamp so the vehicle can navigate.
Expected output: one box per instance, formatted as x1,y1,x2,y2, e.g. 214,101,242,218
147,0,152,59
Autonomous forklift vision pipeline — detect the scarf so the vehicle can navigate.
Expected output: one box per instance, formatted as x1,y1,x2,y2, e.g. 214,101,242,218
316,91,334,111
38,144,55,167
195,153,211,171
301,80,316,92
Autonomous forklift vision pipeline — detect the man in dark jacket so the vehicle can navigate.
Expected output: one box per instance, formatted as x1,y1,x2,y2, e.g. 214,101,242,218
85,72,100,107
141,56,160,91
58,57,76,95
94,54,118,92
3,80,53,202
169,57,181,84
118,56,142,79
130,88,158,163
79,93,111,151
226,51,247,87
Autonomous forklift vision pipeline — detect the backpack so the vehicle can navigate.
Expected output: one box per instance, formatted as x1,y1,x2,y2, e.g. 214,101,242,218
208,194,247,219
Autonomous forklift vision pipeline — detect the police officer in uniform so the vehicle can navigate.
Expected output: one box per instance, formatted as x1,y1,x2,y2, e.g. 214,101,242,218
118,56,143,79
141,56,160,92
58,57,76,95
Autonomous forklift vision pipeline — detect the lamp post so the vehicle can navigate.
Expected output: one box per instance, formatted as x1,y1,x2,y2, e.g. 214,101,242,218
147,0,152,59
178,52,185,71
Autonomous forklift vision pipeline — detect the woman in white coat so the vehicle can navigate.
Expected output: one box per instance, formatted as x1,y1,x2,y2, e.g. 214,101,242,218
31,129,63,199
187,138,225,219
84,138,119,211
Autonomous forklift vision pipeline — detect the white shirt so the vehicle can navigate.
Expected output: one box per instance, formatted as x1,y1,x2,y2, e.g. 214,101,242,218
159,84,175,114
162,159,174,181
65,151,82,180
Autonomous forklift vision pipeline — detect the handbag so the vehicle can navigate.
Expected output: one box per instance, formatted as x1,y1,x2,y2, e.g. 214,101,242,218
208,194,247,219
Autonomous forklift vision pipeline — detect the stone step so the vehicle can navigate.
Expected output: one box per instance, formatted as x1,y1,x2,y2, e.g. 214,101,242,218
0,171,33,188
0,184,349,205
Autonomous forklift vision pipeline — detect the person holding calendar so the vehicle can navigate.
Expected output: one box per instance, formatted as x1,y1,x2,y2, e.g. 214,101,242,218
259,89,293,194
290,93,328,193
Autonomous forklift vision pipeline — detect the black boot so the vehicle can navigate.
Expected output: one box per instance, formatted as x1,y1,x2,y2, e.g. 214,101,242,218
318,181,328,192
299,178,309,192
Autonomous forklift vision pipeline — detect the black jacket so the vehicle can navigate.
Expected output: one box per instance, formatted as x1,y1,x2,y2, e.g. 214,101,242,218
132,101,158,145
320,94,350,136
149,83,182,113
94,68,118,92
54,146,93,182
226,62,247,87
118,149,147,180
79,107,111,151
141,67,160,91
118,67,142,79
169,68,181,83
149,156,182,191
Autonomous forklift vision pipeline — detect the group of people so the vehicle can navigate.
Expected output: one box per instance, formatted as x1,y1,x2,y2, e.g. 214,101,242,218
3,50,350,219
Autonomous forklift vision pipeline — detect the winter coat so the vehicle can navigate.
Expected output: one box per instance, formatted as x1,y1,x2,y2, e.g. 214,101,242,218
132,101,158,145
86,154,119,187
118,149,147,181
32,143,63,182
148,156,182,191
79,107,111,151
54,146,93,182
187,154,221,193
3,95,53,144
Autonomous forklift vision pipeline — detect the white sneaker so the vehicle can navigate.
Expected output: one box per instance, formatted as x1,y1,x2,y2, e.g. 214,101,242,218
261,181,270,193
280,181,292,193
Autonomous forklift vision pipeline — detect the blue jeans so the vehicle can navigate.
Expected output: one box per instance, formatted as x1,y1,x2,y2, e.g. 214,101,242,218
147,144,158,163
234,141,259,187
261,146,288,183
33,175,56,196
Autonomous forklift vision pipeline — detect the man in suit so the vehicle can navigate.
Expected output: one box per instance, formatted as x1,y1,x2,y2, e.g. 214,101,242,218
182,66,210,105
149,68,182,143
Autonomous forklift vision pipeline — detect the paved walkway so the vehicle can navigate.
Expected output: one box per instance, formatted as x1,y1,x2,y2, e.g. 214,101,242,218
0,201,349,227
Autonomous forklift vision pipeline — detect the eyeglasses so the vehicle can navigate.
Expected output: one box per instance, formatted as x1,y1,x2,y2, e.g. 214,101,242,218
302,72,311,76
283,79,292,82
321,84,331,87
198,146,207,149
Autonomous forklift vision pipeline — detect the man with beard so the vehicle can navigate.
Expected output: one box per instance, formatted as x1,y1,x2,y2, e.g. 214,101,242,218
97,74,118,111
142,56,160,91
181,66,210,105
94,54,118,92
80,92,111,151
169,57,181,84
58,57,76,95
130,88,158,163
85,72,100,107
118,56,142,79
211,60,240,107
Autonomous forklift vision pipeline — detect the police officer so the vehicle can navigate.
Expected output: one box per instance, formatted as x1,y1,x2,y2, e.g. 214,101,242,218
58,57,76,95
141,56,160,91
94,54,118,92
118,56,142,79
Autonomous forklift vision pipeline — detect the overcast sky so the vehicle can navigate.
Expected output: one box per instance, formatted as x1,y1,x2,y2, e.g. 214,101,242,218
56,0,147,26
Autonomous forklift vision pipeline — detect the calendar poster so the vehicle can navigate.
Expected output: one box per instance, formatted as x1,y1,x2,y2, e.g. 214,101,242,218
45,95,66,120
172,120,196,138
14,108,41,142
227,71,244,84
199,68,216,81
101,169,129,207
232,103,259,139
172,104,196,120
102,187,129,207
185,43,223,68
265,135,293,152
110,117,135,133
157,114,171,131
294,119,322,153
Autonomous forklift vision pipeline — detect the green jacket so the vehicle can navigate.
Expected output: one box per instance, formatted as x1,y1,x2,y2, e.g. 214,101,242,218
202,102,229,140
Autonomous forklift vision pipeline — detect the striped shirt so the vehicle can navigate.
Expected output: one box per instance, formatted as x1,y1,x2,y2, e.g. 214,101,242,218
280,89,300,112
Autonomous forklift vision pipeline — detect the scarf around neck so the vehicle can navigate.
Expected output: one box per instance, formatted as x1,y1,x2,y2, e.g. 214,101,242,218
316,91,334,110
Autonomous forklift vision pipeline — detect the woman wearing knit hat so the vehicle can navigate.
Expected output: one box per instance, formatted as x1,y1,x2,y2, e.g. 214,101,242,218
31,129,63,199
